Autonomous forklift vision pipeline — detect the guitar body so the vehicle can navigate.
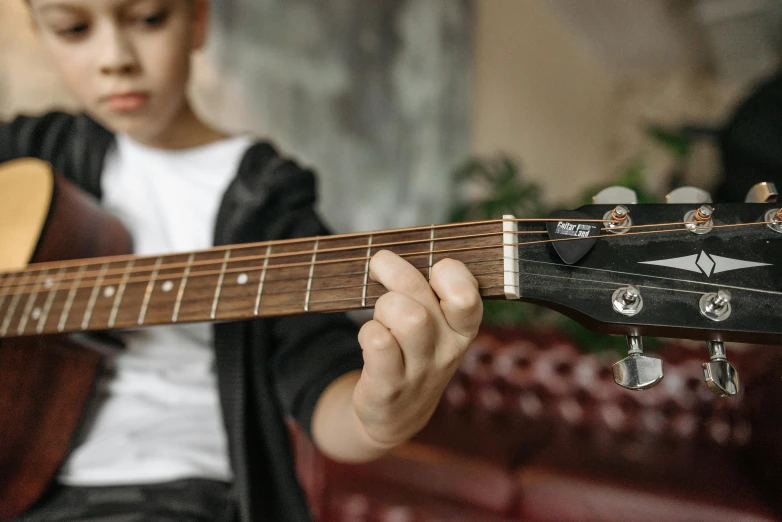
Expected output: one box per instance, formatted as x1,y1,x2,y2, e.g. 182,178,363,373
0,159,132,520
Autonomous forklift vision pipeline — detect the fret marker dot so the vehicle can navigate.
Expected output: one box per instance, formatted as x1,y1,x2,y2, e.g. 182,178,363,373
162,281,174,292
103,286,116,298
31,308,41,320
44,278,54,289
237,273,248,285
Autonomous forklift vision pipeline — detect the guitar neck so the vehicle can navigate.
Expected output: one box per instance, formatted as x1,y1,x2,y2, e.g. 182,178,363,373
0,219,518,339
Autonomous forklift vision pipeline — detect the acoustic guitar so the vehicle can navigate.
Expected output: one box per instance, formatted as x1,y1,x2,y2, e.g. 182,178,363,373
1,158,781,519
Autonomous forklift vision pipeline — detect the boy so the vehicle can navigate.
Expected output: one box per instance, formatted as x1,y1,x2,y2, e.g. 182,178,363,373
2,0,483,520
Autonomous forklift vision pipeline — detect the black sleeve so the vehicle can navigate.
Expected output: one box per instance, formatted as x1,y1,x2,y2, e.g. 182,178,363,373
0,111,113,197
0,112,75,164
267,210,365,438
229,150,365,436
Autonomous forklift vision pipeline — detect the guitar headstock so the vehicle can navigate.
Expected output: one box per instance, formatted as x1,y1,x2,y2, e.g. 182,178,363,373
515,183,782,396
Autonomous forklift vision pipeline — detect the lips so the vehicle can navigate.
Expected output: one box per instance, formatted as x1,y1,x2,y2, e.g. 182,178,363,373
104,92,149,112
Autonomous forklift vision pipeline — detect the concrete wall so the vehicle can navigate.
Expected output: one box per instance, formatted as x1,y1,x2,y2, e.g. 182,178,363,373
200,0,473,233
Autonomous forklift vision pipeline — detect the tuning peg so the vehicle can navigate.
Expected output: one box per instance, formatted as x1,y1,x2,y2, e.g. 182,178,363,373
612,335,664,391
702,341,739,397
592,186,637,205
765,208,782,233
612,284,643,316
602,205,632,234
665,186,712,204
684,204,714,235
745,182,778,203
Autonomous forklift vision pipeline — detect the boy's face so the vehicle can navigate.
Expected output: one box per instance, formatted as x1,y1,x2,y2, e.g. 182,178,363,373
28,0,207,139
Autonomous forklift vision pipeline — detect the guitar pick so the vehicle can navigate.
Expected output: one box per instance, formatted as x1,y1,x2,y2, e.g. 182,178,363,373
546,210,601,265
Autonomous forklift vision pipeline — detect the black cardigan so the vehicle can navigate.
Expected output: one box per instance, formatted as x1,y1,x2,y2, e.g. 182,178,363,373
0,112,365,522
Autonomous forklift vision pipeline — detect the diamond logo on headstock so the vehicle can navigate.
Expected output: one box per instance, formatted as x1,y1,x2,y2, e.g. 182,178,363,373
696,251,715,276
639,250,771,277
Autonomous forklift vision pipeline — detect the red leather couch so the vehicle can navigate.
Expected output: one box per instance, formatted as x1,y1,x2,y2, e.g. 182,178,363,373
293,329,782,521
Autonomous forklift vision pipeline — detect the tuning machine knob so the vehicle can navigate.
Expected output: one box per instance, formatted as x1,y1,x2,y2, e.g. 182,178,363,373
702,341,739,397
745,182,778,203
592,186,638,205
612,335,664,391
665,186,713,204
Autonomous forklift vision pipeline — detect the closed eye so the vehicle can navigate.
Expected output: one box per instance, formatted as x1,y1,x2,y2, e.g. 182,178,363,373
56,23,90,39
137,10,169,28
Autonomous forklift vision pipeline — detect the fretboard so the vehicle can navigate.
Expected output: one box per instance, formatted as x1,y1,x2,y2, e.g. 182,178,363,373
0,219,519,339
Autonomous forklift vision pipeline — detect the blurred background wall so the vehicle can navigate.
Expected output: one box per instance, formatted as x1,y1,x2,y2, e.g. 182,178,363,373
2,0,781,225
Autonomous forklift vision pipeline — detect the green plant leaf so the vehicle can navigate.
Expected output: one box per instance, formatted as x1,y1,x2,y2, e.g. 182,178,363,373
647,125,691,160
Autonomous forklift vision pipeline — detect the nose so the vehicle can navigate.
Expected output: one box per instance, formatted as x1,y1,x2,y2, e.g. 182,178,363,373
98,26,139,76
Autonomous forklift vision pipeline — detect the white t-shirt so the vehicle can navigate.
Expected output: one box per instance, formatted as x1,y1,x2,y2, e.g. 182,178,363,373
58,132,254,485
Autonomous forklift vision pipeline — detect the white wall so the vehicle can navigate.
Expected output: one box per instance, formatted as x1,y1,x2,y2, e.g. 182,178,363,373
471,0,614,206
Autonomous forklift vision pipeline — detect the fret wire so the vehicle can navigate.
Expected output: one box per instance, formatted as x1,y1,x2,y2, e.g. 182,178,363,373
1,273,29,336
172,253,194,323
301,266,506,298
211,250,231,320
428,225,435,281
138,257,163,325
254,245,272,316
265,259,506,299
109,259,135,328
17,269,47,335
361,234,373,307
5,243,504,304
8,238,503,296
58,265,87,332
82,263,108,330
38,268,65,333
0,274,14,317
304,240,319,312
1,273,31,336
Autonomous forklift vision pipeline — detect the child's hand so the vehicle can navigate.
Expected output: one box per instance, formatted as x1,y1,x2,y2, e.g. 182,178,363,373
353,249,483,448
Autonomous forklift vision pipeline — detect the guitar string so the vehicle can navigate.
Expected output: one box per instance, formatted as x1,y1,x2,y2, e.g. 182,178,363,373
4,211,707,283
0,257,506,308
0,217,772,292
3,216,614,275
3,219,776,304
516,257,782,296
0,271,710,335
0,220,777,299
0,228,528,285
6,265,769,336
1,214,631,282
1,210,732,284
3,263,780,335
